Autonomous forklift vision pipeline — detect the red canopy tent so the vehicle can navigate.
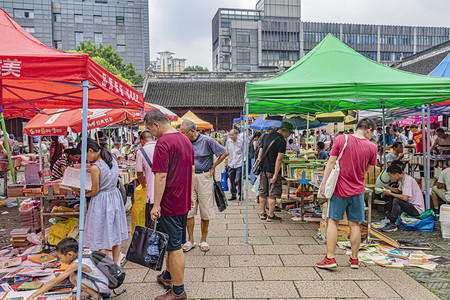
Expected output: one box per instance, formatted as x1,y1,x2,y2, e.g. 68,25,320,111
1,9,144,297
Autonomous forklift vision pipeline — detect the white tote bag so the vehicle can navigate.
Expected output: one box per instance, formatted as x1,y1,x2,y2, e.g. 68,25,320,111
320,134,348,199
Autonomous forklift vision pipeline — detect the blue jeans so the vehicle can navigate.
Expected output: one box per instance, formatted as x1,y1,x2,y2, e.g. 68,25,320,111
250,157,256,185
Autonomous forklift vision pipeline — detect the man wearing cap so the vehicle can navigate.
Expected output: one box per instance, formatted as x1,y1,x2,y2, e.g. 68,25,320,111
258,122,293,221
121,141,133,160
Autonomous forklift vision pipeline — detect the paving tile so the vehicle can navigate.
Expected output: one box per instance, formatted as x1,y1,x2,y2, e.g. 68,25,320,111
264,223,307,230
187,281,233,299
204,266,262,281
123,267,148,283
229,236,273,245
226,213,259,219
295,281,367,298
227,223,266,230
253,245,302,255
271,236,318,245
208,229,247,237
315,266,379,280
249,229,291,237
356,280,401,298
230,254,283,267
287,229,318,237
122,260,154,270
281,254,350,267
202,237,228,246
244,218,266,224
144,268,204,282
234,281,299,299
300,244,346,255
185,255,229,268
115,283,164,300
300,223,320,230
204,245,254,256
261,266,321,281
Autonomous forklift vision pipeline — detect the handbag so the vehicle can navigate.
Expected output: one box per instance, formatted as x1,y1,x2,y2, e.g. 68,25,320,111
214,178,228,212
319,134,348,199
221,171,229,191
125,221,169,271
252,136,281,176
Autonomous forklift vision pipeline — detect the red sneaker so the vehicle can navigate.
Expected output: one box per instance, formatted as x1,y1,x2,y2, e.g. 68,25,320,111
349,258,360,269
316,256,337,269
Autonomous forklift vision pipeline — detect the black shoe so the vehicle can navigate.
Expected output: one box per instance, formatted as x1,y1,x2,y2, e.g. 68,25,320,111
267,214,282,222
229,195,237,201
260,213,268,220
274,206,281,212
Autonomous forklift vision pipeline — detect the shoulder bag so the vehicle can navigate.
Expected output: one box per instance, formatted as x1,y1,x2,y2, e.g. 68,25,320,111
320,134,348,199
252,136,281,176
140,148,153,168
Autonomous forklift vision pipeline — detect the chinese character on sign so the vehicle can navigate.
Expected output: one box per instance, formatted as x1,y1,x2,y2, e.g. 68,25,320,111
0,59,22,77
102,73,108,87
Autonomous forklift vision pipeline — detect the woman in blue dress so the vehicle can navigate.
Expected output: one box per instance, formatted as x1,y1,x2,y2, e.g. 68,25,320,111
81,138,128,264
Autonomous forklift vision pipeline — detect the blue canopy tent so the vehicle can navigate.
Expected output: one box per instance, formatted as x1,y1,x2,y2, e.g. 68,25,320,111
249,114,281,130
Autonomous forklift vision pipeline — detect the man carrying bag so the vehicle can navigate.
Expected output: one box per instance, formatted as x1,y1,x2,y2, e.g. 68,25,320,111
317,118,377,270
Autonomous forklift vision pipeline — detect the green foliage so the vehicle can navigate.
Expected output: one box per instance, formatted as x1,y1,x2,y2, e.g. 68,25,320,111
71,40,144,85
184,65,209,72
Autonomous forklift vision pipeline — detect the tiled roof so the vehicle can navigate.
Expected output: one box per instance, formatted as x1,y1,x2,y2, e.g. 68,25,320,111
144,79,250,107
392,41,450,75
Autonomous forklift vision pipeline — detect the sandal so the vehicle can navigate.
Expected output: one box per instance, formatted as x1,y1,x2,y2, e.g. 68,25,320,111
182,241,196,252
199,242,210,252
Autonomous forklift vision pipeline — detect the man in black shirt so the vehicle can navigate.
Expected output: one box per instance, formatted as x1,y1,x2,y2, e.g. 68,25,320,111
258,122,294,221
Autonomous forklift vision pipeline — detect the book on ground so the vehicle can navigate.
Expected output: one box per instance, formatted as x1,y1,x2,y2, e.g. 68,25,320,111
28,254,57,265
60,167,92,191
2,257,22,268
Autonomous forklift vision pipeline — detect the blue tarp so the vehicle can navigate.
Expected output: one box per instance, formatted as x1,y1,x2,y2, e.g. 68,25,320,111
249,114,281,130
429,53,450,77
233,116,244,124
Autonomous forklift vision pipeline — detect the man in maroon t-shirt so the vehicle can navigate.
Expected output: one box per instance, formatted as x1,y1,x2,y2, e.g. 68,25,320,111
318,118,377,270
146,109,194,300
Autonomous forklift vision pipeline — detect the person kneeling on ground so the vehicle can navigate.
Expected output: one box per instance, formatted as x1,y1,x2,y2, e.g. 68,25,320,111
27,237,110,300
431,166,450,215
381,165,425,232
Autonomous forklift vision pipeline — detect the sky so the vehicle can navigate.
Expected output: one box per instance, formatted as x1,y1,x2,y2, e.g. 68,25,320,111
149,0,450,69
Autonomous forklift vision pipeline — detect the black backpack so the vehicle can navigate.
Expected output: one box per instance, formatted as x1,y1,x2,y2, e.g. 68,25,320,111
83,251,125,291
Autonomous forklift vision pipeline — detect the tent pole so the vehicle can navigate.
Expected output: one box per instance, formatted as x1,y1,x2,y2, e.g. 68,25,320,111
382,105,386,170
0,111,17,206
426,105,431,210
108,126,111,151
38,136,42,171
76,80,89,300
245,99,250,243
421,106,427,194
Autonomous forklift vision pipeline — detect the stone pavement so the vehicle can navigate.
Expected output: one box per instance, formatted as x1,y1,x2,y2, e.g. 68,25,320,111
117,200,441,300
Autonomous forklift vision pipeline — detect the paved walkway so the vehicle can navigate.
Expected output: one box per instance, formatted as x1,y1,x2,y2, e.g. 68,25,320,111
118,199,440,300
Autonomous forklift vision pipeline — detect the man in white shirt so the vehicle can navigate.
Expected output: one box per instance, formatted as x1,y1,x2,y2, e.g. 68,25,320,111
225,129,243,201
381,164,425,232
135,131,157,226
432,167,450,214
111,141,121,160
394,128,408,145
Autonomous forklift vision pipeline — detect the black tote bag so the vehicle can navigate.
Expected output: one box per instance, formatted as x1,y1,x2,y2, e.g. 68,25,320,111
125,221,169,271
213,178,228,212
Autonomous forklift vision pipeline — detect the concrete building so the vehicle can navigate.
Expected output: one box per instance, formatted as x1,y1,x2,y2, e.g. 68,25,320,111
212,0,450,71
150,51,187,72
0,0,149,75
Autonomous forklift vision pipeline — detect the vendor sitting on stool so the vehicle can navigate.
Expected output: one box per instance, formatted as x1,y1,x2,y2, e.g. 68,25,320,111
51,148,82,180
431,166,450,215
430,127,450,155
380,164,425,232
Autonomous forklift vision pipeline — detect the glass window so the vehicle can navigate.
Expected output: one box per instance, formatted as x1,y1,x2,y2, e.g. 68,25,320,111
75,31,83,45
14,9,34,19
95,0,108,3
236,50,250,64
23,26,35,33
53,40,62,49
236,32,250,47
223,54,230,63
117,33,125,44
94,15,102,24
53,13,61,22
75,14,83,23
117,45,126,52
94,32,103,45
116,16,125,26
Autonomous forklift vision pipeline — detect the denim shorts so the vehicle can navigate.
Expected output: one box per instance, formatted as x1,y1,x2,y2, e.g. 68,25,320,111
156,213,187,251
328,193,365,223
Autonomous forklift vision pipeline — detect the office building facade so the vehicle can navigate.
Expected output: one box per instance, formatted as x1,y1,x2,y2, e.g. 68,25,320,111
212,0,450,71
1,0,149,74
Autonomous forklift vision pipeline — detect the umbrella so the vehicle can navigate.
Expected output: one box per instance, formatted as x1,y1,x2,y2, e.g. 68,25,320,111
393,115,438,126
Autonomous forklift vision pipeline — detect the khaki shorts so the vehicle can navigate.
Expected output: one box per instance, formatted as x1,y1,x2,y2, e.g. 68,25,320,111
188,172,215,220
432,185,448,202
258,171,282,199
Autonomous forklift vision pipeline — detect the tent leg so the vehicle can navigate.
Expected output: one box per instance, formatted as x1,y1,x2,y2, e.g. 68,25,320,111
421,106,427,201
0,111,17,206
108,126,111,151
426,105,431,210
245,99,249,243
382,105,386,170
38,136,42,171
76,80,89,300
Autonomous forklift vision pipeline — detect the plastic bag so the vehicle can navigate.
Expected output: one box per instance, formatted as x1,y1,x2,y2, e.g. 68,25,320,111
221,171,229,191
398,213,435,232
49,218,78,245
131,184,147,235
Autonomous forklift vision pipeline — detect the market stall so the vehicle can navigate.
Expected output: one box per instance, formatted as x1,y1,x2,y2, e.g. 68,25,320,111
172,110,213,130
0,9,144,299
242,34,450,241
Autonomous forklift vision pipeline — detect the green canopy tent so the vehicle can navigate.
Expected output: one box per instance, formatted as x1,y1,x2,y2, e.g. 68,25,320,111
241,34,448,240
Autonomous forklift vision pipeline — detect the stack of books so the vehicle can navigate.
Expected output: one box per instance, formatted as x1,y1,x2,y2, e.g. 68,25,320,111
7,184,25,197
10,228,31,248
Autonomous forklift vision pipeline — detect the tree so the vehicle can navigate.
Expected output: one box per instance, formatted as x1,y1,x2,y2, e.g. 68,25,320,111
184,65,209,72
71,41,145,85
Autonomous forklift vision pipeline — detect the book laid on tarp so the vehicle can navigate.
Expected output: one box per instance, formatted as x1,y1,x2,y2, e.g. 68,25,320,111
28,254,57,266
59,167,92,191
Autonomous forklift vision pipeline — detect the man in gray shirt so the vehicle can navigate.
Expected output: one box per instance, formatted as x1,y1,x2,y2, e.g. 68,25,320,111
180,120,228,252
